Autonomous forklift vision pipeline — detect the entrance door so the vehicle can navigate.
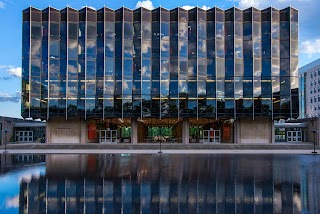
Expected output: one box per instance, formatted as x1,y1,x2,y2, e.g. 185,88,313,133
16,131,33,142
100,130,117,144
287,131,302,142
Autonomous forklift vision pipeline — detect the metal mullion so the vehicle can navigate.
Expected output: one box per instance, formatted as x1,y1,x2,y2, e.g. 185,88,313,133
289,8,293,119
103,9,106,120
47,10,50,120
160,10,162,120
177,9,180,120
66,9,69,120
29,9,32,119
196,9,199,120
215,9,218,119
85,7,88,120
233,8,236,120
140,13,143,119
121,8,124,120
252,8,255,120
271,9,274,120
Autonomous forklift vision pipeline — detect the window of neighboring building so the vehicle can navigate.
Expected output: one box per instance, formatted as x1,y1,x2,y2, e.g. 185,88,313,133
315,106,317,111
315,71,317,77
318,69,320,75
311,98,313,103
311,90,313,94
311,82,313,86
315,88,317,93
315,80,317,86
318,95,320,102
311,73,313,78
15,131,33,142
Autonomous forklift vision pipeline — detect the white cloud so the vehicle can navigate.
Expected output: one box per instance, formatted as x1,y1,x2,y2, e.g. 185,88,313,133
0,65,22,78
0,1,5,9
0,91,21,103
201,6,211,10
135,0,155,10
181,5,211,11
6,195,19,209
81,6,96,10
181,5,194,10
8,67,22,78
237,0,267,9
300,39,320,57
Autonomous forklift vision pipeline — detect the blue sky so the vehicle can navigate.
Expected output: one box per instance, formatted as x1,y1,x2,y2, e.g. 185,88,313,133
0,164,45,213
0,0,319,118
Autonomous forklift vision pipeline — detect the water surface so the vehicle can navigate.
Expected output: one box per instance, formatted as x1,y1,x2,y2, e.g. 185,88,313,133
0,154,319,214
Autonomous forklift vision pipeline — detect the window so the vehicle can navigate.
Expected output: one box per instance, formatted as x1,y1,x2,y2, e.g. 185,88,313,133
315,88,317,93
315,81,317,86
311,90,313,94
311,82,313,87
315,106,317,111
318,96,320,102
311,98,313,103
15,131,33,142
315,71,317,77
311,73,313,78
318,69,320,76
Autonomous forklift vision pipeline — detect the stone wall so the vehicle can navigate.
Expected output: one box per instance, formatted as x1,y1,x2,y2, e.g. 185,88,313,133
46,117,86,144
235,117,273,144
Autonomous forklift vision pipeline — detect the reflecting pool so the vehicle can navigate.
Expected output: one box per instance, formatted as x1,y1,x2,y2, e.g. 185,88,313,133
0,154,319,213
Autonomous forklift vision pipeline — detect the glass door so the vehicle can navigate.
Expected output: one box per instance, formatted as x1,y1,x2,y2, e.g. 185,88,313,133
287,131,302,142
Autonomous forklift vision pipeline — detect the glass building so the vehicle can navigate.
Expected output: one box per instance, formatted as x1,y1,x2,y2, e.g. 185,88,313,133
22,6,299,144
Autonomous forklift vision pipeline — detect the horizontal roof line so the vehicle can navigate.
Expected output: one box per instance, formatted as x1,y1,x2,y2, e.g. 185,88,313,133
25,5,297,12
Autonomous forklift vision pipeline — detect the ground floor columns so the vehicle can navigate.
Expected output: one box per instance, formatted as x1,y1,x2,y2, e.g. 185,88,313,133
131,118,138,144
182,118,190,144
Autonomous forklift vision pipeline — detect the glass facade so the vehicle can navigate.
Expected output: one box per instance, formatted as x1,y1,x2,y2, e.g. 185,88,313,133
22,6,299,120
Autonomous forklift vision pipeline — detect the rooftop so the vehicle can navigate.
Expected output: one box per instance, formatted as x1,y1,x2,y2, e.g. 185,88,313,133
299,58,320,74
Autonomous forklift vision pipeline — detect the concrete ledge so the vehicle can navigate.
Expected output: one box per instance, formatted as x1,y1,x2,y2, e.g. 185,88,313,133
1,149,319,155
1,143,319,154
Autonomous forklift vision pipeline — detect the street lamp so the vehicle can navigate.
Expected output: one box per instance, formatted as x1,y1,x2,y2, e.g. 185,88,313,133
310,130,318,154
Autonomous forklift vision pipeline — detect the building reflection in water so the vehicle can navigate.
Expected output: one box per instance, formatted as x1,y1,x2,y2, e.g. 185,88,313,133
19,154,320,214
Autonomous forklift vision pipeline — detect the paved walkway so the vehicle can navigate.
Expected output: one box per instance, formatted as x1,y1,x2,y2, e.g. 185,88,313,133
0,143,319,154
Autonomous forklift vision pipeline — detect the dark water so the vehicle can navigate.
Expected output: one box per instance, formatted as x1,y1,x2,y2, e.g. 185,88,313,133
0,154,320,214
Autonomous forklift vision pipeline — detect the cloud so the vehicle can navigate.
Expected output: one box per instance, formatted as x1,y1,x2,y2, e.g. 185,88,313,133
0,91,21,103
8,67,22,78
0,65,22,79
201,6,211,10
6,195,19,209
300,39,320,57
237,0,266,9
181,5,194,10
0,77,12,80
135,0,155,10
0,1,4,9
181,5,211,10
81,6,96,10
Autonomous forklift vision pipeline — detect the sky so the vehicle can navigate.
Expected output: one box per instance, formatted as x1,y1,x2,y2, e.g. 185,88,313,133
0,164,45,213
0,0,320,118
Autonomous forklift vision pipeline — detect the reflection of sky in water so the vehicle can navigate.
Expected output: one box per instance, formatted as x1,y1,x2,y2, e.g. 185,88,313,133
0,164,45,213
1,155,320,213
